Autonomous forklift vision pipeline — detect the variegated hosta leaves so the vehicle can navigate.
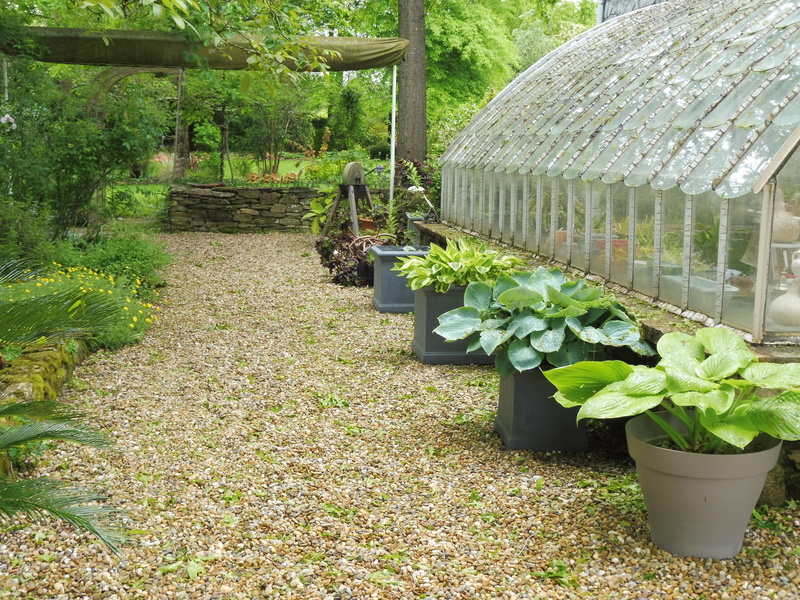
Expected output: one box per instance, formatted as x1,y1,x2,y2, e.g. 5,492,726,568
545,327,800,452
393,238,525,293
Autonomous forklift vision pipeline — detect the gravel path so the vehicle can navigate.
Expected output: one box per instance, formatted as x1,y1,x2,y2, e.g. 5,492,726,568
1,231,799,600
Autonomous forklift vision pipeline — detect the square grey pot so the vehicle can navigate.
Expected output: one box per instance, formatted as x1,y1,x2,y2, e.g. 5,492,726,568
495,369,587,451
371,245,429,313
411,285,494,365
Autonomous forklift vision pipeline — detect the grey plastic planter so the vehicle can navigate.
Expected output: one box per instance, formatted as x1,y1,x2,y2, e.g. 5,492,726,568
411,285,494,365
371,245,429,313
626,412,782,559
495,369,587,451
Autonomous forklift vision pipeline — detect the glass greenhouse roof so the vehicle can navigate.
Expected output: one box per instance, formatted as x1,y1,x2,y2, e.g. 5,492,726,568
440,0,800,199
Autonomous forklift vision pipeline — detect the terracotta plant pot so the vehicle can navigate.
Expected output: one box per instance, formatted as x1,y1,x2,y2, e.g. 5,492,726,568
358,217,377,232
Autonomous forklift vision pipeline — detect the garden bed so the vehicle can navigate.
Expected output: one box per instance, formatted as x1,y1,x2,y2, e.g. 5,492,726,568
1,231,798,599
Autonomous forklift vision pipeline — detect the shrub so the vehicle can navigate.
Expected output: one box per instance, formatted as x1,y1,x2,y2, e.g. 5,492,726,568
58,231,171,294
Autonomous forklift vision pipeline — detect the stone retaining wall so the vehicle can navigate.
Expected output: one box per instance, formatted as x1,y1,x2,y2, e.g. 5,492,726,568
169,185,324,233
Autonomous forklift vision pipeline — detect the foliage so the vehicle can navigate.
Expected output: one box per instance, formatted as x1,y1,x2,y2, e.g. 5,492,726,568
325,81,366,151
57,230,171,294
393,238,526,294
0,261,119,347
105,185,170,219
302,197,334,235
315,229,392,287
0,58,170,240
513,0,596,70
0,267,126,552
229,75,315,176
0,198,56,264
544,327,800,453
1,259,159,353
434,268,654,376
425,0,521,106
0,451,126,555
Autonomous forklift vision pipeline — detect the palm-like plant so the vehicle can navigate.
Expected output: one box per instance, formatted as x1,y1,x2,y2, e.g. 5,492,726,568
0,260,121,349
0,401,126,554
0,260,127,554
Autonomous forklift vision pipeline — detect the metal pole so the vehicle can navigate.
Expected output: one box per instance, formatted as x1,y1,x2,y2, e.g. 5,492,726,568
389,65,397,211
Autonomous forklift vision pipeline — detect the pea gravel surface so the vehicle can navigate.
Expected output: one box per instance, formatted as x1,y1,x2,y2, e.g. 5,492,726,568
1,231,799,600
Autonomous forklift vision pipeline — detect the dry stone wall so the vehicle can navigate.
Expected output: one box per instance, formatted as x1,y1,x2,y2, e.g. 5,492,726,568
169,185,324,233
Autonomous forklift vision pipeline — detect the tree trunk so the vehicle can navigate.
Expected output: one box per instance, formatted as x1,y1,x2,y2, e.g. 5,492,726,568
172,69,189,181
397,0,427,164
172,123,190,181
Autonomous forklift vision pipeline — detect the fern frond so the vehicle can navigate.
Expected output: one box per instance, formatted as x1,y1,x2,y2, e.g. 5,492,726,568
0,400,89,422
0,477,127,554
0,260,44,285
0,287,120,346
0,421,113,452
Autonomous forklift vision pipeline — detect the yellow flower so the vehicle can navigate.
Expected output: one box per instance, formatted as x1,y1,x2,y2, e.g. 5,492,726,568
132,316,138,322
123,306,129,311
129,323,135,328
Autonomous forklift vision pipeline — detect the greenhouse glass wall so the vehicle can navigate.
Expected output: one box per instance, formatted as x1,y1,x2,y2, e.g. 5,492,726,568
439,0,800,344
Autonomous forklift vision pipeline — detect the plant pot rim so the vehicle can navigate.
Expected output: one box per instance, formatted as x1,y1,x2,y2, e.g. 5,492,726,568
625,412,782,478
370,245,430,254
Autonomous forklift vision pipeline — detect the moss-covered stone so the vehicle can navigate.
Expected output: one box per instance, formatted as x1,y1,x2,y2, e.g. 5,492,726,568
0,345,80,402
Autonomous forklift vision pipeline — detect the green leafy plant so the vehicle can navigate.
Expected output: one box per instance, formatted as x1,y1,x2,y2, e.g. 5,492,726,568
393,238,526,293
302,196,335,235
0,260,122,354
531,559,578,588
434,267,654,376
544,327,800,453
1,260,159,354
0,260,130,553
0,400,126,554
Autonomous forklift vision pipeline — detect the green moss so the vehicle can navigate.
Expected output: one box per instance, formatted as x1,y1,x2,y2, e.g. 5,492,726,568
0,346,77,402
0,373,50,401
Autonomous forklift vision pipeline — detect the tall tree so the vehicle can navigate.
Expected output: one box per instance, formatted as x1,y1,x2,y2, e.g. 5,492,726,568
397,0,426,163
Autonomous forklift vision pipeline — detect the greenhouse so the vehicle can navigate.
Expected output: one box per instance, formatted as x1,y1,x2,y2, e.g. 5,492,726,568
439,0,800,344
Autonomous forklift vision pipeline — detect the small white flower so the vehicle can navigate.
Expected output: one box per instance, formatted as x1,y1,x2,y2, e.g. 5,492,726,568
0,114,16,129
408,185,425,192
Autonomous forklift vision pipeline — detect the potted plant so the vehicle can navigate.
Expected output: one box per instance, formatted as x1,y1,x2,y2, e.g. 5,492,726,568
543,327,800,558
393,238,526,364
370,244,430,313
729,274,755,295
435,267,653,450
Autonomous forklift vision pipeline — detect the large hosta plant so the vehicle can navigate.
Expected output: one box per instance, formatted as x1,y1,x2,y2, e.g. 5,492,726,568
544,327,800,453
434,267,654,376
